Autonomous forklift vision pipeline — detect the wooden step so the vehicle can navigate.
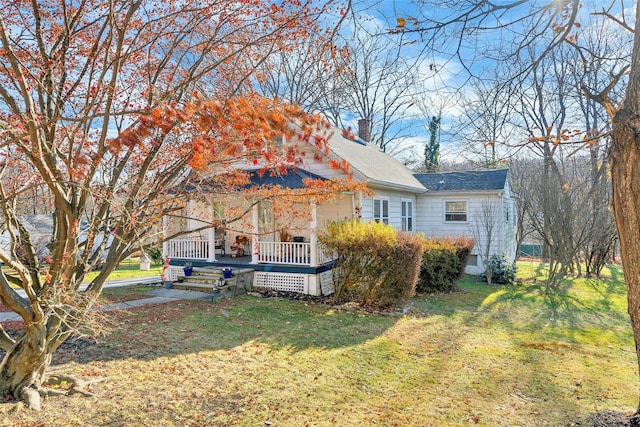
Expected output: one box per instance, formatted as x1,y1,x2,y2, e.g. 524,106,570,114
175,267,254,298
177,274,224,283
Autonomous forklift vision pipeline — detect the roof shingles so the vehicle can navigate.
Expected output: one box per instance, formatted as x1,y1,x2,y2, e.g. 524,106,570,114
327,132,425,192
414,169,508,192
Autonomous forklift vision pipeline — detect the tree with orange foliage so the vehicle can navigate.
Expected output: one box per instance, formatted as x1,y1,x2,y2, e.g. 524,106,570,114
0,0,354,410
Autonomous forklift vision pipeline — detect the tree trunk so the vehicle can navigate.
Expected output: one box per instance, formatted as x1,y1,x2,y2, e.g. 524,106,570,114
0,325,52,410
610,107,640,419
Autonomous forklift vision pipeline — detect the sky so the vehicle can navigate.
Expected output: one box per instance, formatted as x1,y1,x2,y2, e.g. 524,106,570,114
339,0,633,166
340,0,511,164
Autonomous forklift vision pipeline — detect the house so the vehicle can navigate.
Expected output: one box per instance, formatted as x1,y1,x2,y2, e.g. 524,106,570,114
413,169,517,275
163,124,517,293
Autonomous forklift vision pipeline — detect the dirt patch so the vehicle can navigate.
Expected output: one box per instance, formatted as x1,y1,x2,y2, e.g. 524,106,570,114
252,289,406,315
0,321,98,366
588,410,631,426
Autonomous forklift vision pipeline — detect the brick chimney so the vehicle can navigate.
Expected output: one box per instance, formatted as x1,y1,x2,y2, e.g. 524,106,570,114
358,119,371,142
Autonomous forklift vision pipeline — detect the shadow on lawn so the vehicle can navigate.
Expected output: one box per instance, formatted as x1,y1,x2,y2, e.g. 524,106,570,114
413,271,629,341
478,281,628,333
51,296,401,365
411,282,593,424
456,279,628,352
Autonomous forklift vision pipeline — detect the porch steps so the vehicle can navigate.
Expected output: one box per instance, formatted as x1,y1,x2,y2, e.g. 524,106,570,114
173,267,254,300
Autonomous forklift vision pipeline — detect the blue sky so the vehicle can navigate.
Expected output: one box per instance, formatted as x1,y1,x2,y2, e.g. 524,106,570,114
338,0,632,165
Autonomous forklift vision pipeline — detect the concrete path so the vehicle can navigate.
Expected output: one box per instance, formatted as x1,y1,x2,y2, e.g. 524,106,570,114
0,278,210,322
97,288,211,312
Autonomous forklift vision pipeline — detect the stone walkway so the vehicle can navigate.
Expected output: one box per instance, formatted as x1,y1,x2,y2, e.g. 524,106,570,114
0,280,211,323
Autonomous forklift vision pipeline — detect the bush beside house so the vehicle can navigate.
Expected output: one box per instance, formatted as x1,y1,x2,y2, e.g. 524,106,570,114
417,237,475,293
480,255,517,285
319,219,426,307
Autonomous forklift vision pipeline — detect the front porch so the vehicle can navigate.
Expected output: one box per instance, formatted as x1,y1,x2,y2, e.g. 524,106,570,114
164,239,334,267
162,185,354,296
164,243,336,296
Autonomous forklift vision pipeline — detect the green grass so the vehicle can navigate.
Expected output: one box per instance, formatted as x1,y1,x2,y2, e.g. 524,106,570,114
83,258,163,283
3,262,638,426
2,259,161,292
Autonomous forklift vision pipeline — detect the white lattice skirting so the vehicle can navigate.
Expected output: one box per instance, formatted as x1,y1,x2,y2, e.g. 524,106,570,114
254,272,307,293
167,266,182,281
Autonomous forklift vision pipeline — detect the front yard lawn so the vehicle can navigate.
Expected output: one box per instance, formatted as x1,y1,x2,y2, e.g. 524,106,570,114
2,263,637,426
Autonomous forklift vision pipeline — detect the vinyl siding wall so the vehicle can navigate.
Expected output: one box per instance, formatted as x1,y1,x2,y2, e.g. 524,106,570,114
361,188,418,231
416,191,510,274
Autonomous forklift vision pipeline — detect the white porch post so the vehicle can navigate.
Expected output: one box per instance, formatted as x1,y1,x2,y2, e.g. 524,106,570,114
208,203,216,262
251,203,259,264
162,215,169,260
310,201,318,267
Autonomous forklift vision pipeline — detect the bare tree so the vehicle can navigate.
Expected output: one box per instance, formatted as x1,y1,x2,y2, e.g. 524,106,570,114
257,12,432,153
453,77,519,167
336,20,428,152
507,157,537,257
254,33,351,116
398,0,627,280
471,198,499,284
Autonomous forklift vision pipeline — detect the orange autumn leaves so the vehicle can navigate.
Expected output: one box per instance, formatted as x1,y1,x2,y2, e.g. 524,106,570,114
107,93,367,201
527,126,586,146
108,94,326,168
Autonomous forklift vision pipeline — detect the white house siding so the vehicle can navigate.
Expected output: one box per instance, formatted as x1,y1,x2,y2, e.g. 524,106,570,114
186,199,212,239
501,181,518,263
316,197,354,229
303,158,350,180
296,142,351,181
415,191,513,274
361,188,418,232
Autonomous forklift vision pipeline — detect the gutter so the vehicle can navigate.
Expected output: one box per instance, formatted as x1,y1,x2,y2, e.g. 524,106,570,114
367,178,429,194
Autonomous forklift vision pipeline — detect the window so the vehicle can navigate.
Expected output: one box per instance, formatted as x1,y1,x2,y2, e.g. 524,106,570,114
445,201,467,222
373,198,389,224
467,255,478,266
401,200,413,231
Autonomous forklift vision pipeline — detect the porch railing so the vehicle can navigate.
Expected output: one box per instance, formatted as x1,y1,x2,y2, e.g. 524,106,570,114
317,245,336,265
166,238,335,266
258,241,311,266
166,239,210,260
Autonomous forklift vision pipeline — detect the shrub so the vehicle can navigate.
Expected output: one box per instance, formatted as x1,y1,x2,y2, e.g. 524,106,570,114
417,236,475,293
146,245,163,264
318,219,426,307
363,232,426,307
481,255,517,285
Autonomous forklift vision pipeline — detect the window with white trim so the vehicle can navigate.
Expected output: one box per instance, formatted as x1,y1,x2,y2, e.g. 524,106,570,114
401,199,413,231
373,198,389,224
445,201,467,222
